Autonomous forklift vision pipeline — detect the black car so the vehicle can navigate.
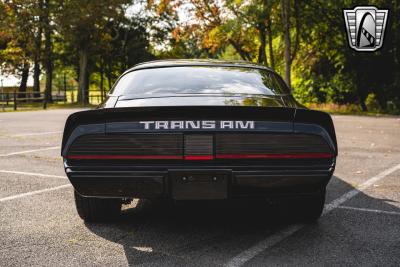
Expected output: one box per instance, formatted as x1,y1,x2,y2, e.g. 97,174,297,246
61,59,337,222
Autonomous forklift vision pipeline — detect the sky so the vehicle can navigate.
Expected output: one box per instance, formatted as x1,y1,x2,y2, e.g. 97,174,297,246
0,73,34,88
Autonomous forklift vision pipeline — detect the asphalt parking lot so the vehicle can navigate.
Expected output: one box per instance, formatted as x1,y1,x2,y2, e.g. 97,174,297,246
0,109,399,266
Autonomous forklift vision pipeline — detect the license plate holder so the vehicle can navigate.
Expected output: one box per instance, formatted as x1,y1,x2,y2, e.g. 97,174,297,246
170,170,230,200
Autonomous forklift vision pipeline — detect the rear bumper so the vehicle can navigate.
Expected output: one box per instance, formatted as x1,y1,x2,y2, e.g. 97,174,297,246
64,160,335,199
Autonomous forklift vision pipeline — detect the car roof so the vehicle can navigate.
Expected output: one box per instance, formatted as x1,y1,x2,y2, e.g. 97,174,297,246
123,59,274,74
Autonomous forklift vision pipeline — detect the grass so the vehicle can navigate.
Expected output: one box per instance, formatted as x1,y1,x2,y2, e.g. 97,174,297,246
305,103,400,117
0,102,96,112
0,89,103,112
1,101,399,117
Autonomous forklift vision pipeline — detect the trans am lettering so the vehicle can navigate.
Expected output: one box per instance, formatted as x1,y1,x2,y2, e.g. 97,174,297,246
140,120,255,130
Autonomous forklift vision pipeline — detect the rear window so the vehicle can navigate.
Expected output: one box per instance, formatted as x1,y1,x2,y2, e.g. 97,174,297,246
110,66,290,97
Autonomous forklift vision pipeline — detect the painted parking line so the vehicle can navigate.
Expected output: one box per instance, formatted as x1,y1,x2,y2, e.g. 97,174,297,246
224,163,400,267
0,146,60,157
225,224,304,267
0,170,67,179
0,184,72,202
338,205,400,216
324,163,400,213
12,131,62,137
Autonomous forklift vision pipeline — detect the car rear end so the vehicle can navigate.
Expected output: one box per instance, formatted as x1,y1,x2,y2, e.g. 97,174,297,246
62,106,336,201
62,61,337,222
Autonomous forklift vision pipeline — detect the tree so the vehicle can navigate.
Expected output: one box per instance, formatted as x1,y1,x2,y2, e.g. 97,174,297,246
225,0,278,67
33,0,43,97
95,17,155,93
43,0,53,102
0,1,41,95
168,0,280,67
170,0,256,61
280,0,299,88
1,0,399,113
56,0,130,105
281,0,290,87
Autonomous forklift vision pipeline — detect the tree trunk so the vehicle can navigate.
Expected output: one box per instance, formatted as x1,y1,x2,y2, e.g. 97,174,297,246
33,57,41,98
266,18,275,70
43,0,52,103
44,56,52,103
78,45,89,105
106,60,113,92
19,62,30,97
373,88,387,110
281,0,291,88
33,0,43,98
100,61,104,102
355,71,367,111
291,0,300,61
257,23,267,66
228,39,251,61
359,96,367,111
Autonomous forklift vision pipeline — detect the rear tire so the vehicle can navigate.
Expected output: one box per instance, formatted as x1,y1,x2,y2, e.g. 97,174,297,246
74,191,122,222
294,189,326,222
275,189,326,222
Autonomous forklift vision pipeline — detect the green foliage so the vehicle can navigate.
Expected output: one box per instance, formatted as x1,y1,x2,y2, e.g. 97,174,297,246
164,0,399,114
0,1,38,74
0,0,169,104
0,0,399,113
365,93,383,113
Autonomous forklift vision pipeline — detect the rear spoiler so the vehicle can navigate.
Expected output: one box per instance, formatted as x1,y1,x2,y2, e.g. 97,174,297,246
61,109,106,153
61,106,337,157
294,108,338,156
